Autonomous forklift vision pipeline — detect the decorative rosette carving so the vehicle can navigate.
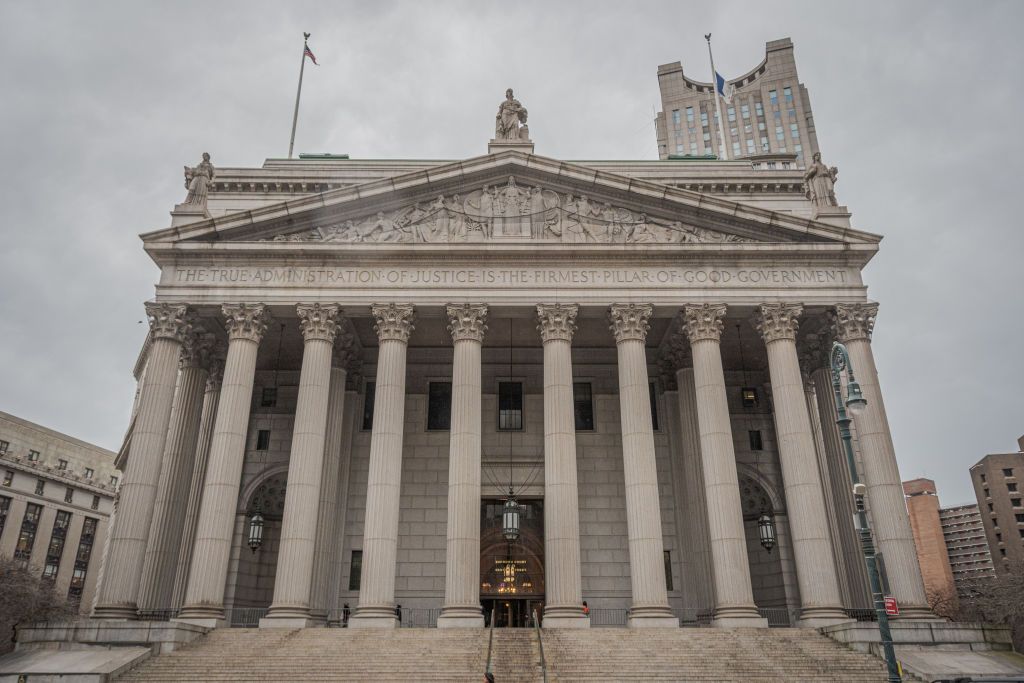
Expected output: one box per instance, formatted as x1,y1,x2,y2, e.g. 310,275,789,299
144,302,191,343
608,303,653,343
536,303,578,343
753,303,804,344
371,303,415,343
830,302,879,343
222,303,269,343
446,304,489,343
296,303,341,343
681,303,727,343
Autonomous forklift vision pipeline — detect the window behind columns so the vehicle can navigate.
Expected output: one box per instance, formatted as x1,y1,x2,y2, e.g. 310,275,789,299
498,382,523,431
260,387,278,408
427,382,452,431
649,382,660,431
348,550,362,591
664,550,674,591
362,382,376,431
573,382,594,431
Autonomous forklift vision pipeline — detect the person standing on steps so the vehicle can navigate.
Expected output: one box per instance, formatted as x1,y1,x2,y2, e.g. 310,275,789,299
342,603,350,628
395,604,402,625
582,601,590,616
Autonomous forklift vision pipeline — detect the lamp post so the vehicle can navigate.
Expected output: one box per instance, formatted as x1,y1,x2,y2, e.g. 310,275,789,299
830,341,901,683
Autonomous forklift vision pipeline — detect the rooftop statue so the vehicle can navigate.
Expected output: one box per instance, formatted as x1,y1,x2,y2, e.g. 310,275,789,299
495,88,530,141
803,152,838,208
183,153,215,208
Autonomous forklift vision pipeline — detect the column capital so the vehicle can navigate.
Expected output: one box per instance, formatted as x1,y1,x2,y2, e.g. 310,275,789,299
144,302,191,343
662,331,691,372
371,303,415,343
681,303,727,343
608,303,652,343
205,357,225,392
830,302,879,343
180,329,218,369
536,303,578,343
446,303,488,343
297,303,341,343
753,303,804,344
222,303,269,343
332,329,357,369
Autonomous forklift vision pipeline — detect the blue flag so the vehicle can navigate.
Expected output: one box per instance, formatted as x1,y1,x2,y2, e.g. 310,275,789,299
715,71,735,103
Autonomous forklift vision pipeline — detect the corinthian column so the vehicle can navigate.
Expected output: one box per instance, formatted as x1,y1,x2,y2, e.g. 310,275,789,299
178,303,268,627
350,303,415,628
171,355,224,609
138,329,215,612
537,304,589,628
681,304,765,627
438,304,488,628
753,303,847,626
832,303,930,617
262,304,341,627
94,303,191,619
608,304,677,627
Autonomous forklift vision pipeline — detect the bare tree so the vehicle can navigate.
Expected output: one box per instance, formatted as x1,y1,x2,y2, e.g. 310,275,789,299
0,556,75,655
956,561,1024,653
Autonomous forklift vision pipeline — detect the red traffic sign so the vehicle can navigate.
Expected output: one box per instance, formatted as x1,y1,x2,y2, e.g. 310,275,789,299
884,596,899,616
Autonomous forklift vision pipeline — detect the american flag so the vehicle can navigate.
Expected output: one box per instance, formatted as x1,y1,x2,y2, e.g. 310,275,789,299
304,44,318,65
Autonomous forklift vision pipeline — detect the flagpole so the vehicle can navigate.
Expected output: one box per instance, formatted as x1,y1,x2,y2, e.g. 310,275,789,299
704,33,730,160
288,32,311,159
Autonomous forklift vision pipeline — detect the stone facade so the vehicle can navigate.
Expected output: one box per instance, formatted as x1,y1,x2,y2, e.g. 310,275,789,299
0,410,119,613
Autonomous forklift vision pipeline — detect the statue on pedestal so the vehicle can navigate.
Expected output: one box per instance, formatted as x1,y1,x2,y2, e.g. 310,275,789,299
183,153,215,208
803,152,839,207
495,88,530,141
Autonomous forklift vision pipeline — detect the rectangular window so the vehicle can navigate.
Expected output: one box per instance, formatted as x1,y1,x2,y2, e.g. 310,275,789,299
784,86,793,102
727,106,736,122
84,468,93,479
700,111,709,127
774,109,781,119
775,126,785,141
749,430,764,451
702,132,711,142
348,550,363,591
685,106,694,123
758,121,766,131
1012,498,1022,508
35,479,45,495
260,387,277,408
64,487,74,503
68,517,97,603
427,382,452,431
573,382,594,431
255,430,270,451
664,550,674,591
981,473,987,483
675,143,684,154
988,503,994,512
498,382,523,431
745,139,755,154
0,495,10,539
761,136,770,152
755,102,764,117
362,382,376,430
109,475,118,487
3,470,12,486
14,502,43,563
91,495,99,510
769,89,778,104
57,459,68,470
28,450,40,462
689,142,698,155
649,383,660,431
1016,514,1024,523
985,488,991,497
1004,468,1015,477
0,440,8,454
732,141,741,156
788,108,796,120
1009,483,1018,492
42,510,72,581
790,123,800,139
741,104,750,119
671,109,681,127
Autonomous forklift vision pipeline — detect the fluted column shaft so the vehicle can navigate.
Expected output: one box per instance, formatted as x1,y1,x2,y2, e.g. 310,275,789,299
833,303,930,616
608,304,677,627
351,303,415,628
263,304,341,626
178,303,268,626
310,363,349,623
537,304,589,628
681,304,765,627
171,363,223,609
94,303,190,619
138,339,210,612
755,304,846,626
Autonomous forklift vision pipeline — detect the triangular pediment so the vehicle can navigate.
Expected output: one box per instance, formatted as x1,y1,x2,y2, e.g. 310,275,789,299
141,151,879,248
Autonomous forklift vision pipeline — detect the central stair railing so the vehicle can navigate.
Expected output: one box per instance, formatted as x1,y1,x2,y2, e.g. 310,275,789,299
533,609,548,683
485,607,496,680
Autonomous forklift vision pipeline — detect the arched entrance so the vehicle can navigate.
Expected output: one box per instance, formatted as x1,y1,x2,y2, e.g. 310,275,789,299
738,473,790,609
231,472,288,611
480,498,544,627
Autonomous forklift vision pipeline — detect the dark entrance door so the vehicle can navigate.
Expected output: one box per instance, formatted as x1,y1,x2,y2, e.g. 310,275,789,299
480,498,544,627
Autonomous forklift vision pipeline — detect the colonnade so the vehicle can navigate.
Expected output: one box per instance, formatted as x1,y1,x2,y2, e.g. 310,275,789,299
91,299,929,628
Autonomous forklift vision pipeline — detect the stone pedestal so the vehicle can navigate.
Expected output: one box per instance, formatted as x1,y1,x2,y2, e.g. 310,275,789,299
170,204,210,227
488,139,534,155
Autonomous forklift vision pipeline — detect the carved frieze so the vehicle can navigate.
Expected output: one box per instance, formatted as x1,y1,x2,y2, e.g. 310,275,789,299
446,304,488,343
222,303,269,344
608,303,653,343
262,176,753,246
296,303,341,344
536,304,579,343
753,303,804,344
681,304,727,343
371,303,415,343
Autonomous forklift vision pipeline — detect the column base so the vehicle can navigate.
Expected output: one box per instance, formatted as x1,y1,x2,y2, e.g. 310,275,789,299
627,605,678,628
173,616,225,629
349,605,399,629
437,605,484,628
712,606,768,628
175,605,226,629
797,607,854,628
259,616,316,629
893,605,940,620
91,604,139,620
543,605,590,628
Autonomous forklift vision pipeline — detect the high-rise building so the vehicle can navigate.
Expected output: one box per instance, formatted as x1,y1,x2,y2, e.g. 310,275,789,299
939,502,995,593
903,478,957,603
970,436,1024,574
655,38,820,166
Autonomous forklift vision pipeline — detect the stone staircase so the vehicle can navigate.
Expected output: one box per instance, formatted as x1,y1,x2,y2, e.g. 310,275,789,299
115,626,894,682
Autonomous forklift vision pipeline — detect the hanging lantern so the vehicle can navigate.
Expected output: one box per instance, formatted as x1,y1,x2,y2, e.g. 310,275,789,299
247,510,265,552
757,511,776,553
502,497,521,542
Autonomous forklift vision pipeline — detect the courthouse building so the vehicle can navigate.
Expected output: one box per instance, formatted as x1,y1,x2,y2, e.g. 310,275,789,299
88,72,933,631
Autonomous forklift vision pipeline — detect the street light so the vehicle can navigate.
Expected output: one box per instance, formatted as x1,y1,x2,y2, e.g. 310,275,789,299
830,341,901,683
757,511,777,553
502,493,521,542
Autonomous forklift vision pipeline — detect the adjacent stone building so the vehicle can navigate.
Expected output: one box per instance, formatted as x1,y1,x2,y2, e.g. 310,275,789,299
0,411,119,612
939,502,995,594
970,437,1024,574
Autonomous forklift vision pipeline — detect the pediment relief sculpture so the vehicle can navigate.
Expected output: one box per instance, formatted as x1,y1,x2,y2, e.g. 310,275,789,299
264,176,753,245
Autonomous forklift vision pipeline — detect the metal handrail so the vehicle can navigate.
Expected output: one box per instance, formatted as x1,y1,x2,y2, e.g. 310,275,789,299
485,607,496,679
533,609,548,683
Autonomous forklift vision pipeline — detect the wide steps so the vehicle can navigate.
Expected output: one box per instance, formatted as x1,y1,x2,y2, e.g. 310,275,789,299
116,626,892,682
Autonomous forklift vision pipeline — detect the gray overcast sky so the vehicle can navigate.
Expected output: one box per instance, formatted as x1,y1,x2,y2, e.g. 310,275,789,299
1,1,1021,505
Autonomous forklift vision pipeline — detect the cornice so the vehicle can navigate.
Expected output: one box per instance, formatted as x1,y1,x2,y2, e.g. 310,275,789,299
0,452,119,497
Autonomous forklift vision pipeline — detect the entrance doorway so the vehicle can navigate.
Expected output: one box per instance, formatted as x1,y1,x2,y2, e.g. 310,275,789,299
480,498,544,627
